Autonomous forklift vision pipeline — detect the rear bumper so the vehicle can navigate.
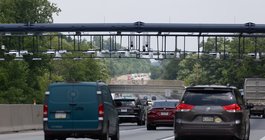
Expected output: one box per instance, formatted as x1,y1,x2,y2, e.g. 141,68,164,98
250,109,264,115
148,118,174,127
174,122,244,139
118,115,140,123
43,121,105,138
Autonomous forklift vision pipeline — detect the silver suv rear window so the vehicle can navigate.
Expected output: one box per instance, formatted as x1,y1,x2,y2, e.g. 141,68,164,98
183,90,236,106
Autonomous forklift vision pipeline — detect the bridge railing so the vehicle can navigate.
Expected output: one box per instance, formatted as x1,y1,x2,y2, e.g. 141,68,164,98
109,80,184,86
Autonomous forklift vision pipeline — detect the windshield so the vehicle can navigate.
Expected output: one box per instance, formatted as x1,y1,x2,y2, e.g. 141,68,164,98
115,100,136,107
152,101,178,108
183,90,236,106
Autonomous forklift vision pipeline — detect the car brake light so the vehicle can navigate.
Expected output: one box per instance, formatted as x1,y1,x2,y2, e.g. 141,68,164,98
176,103,194,112
148,110,156,115
43,104,48,118
223,104,241,112
98,104,104,120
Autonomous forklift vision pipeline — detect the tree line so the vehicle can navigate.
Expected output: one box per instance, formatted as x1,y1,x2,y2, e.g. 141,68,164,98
152,37,265,88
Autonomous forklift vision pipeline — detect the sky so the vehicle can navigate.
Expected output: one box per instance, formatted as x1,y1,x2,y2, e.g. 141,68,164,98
49,0,265,24
48,0,265,52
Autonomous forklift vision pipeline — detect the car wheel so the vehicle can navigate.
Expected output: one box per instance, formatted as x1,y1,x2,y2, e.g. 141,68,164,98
44,134,53,140
100,124,110,140
141,116,146,125
233,137,240,140
142,119,146,125
243,123,250,140
137,120,143,126
111,123,120,140
100,132,109,140
147,124,156,130
174,135,183,140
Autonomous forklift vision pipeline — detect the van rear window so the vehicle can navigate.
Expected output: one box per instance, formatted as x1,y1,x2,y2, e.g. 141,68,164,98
183,90,236,106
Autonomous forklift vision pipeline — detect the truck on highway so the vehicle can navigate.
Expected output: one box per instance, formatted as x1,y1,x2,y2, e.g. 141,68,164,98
244,78,265,118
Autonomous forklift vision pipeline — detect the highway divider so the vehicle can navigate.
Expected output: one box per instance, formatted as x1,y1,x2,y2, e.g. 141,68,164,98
0,104,43,133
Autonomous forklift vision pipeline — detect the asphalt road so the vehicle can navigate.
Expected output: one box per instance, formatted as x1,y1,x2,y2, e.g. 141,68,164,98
0,118,265,140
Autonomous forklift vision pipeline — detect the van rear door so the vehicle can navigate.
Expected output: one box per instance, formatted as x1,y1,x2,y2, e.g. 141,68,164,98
72,85,99,129
48,85,73,130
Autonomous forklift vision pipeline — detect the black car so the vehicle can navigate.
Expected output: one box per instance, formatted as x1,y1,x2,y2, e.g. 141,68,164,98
174,85,252,140
114,97,146,125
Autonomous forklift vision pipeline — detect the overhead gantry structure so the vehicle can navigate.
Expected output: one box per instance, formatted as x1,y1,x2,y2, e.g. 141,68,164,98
0,21,265,60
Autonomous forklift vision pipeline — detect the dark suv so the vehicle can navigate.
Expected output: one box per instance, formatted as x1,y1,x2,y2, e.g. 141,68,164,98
43,82,119,140
174,85,252,140
114,97,146,125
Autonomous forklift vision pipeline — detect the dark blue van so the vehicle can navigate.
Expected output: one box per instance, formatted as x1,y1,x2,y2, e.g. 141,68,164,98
43,81,119,140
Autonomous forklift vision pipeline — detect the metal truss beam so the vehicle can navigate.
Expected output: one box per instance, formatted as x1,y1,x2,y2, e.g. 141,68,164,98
0,22,264,33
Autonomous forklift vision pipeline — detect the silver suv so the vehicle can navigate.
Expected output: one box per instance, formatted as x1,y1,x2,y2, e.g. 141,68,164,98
174,85,252,140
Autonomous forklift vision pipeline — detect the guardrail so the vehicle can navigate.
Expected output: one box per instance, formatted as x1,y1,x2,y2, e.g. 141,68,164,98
0,104,43,133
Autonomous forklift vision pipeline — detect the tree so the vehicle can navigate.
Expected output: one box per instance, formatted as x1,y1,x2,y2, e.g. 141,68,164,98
0,0,61,103
0,0,61,23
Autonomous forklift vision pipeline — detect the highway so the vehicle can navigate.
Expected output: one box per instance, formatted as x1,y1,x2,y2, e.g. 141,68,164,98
0,118,264,140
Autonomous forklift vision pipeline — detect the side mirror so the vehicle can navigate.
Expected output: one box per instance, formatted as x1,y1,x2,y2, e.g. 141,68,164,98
246,103,254,109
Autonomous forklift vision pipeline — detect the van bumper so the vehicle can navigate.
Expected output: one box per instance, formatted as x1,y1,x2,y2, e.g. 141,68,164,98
43,121,105,139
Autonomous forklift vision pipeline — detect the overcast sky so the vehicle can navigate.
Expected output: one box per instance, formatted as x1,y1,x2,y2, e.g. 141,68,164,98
49,0,265,24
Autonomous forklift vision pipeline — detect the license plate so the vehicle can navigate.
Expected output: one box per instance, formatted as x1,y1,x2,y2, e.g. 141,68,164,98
161,112,169,116
202,116,213,122
121,109,127,112
55,113,66,119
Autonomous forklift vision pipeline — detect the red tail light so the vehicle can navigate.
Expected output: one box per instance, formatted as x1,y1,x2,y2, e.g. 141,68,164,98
176,103,194,112
223,104,241,112
43,104,48,118
147,109,156,115
98,103,104,118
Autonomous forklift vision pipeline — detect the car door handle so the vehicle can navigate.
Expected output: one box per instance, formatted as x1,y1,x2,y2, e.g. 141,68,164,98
69,103,77,106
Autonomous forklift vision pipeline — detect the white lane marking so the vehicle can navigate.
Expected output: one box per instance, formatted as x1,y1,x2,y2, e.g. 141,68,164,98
120,127,146,133
160,136,174,140
260,136,265,140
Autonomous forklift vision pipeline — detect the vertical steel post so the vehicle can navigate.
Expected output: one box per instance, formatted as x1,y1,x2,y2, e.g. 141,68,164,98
184,36,186,58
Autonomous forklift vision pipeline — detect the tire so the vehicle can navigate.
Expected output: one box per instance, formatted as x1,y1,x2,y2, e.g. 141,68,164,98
100,132,109,140
142,119,146,125
100,124,110,140
244,123,250,140
233,137,240,140
147,124,156,130
174,136,183,140
111,124,120,140
44,134,53,140
141,116,146,125
137,120,143,126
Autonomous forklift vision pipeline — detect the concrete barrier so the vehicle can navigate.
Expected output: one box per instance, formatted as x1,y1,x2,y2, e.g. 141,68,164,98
0,104,43,133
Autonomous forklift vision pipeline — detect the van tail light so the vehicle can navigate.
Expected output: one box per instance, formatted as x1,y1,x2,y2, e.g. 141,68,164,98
98,103,104,121
223,104,241,112
176,103,194,112
43,104,48,120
